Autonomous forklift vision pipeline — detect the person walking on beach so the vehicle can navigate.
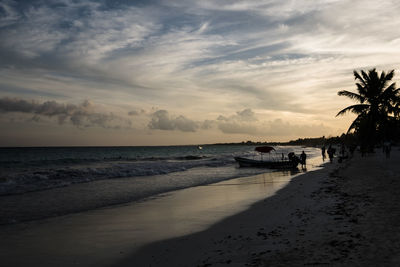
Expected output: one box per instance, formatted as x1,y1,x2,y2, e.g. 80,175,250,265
321,145,326,161
383,141,391,158
327,145,335,163
300,150,307,169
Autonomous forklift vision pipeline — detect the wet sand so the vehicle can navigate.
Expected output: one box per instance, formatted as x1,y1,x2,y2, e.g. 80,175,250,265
0,167,304,267
116,148,400,266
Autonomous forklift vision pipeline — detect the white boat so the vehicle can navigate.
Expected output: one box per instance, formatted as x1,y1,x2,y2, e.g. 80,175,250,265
234,146,300,169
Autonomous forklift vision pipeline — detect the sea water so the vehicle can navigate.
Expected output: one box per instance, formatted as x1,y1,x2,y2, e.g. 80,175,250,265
0,145,322,198
0,145,325,267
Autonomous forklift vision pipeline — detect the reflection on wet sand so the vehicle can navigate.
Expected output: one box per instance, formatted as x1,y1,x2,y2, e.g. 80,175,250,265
0,169,305,267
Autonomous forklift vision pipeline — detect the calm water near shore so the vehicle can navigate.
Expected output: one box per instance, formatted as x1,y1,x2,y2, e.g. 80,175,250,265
0,145,325,266
0,148,324,267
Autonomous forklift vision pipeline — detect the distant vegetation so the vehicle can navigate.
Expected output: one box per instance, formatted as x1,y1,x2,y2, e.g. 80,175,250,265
212,135,352,147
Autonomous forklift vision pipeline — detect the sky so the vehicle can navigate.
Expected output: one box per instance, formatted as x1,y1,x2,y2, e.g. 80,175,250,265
1,0,400,146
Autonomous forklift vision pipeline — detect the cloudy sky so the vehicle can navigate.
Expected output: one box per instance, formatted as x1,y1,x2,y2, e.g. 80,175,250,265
1,0,400,146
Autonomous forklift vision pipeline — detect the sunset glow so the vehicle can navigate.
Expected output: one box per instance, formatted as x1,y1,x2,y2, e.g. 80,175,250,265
1,0,400,146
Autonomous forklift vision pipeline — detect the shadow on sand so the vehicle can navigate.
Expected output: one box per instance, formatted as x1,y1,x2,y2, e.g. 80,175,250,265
113,165,332,267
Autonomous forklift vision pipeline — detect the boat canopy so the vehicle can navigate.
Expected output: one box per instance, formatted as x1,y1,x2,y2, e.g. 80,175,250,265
254,146,275,153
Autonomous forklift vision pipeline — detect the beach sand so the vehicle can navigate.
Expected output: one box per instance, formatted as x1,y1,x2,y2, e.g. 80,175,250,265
116,148,400,266
1,149,399,266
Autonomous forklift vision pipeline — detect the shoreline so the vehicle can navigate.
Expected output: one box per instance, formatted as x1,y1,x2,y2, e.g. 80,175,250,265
3,148,397,266
0,162,317,267
0,150,322,226
115,161,339,266
115,148,400,266
0,167,301,226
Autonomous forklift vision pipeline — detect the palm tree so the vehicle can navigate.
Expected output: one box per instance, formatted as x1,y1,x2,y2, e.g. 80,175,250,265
336,68,400,150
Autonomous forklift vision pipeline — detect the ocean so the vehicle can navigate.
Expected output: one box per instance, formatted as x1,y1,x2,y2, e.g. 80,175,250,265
0,144,326,265
0,145,322,199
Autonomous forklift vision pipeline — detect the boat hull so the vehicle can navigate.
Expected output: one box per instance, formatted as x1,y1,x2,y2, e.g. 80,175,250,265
234,157,298,169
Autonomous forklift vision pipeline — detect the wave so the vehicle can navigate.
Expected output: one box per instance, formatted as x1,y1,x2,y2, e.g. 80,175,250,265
0,156,234,196
0,146,322,197
0,154,210,167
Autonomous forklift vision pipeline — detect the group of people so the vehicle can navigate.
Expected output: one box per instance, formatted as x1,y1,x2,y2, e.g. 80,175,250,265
321,145,336,163
321,143,362,163
311,141,392,165
289,151,307,169
298,145,335,169
290,144,349,169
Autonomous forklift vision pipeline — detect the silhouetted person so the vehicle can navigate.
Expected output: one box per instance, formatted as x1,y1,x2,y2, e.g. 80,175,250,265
338,143,348,163
349,144,356,157
340,144,346,157
383,141,391,159
321,145,326,161
288,152,299,164
327,145,335,163
300,150,307,169
361,145,366,157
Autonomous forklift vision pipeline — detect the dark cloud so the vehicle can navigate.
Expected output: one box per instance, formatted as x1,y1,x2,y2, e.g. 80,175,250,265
201,119,215,129
236,108,257,121
128,109,145,116
0,97,131,129
145,108,259,135
217,115,228,121
215,108,259,134
146,108,261,134
128,110,139,116
218,121,258,134
215,108,258,135
148,110,198,132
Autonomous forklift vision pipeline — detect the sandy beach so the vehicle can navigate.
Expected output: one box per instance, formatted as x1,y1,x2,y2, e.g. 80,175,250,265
1,148,399,266
117,148,400,266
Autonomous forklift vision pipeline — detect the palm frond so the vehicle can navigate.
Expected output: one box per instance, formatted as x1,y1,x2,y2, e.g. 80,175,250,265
355,83,367,98
353,70,367,87
393,104,400,117
346,115,362,133
381,83,397,100
337,90,364,102
361,69,372,84
336,104,369,117
387,105,400,116
379,70,395,91
384,70,394,82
